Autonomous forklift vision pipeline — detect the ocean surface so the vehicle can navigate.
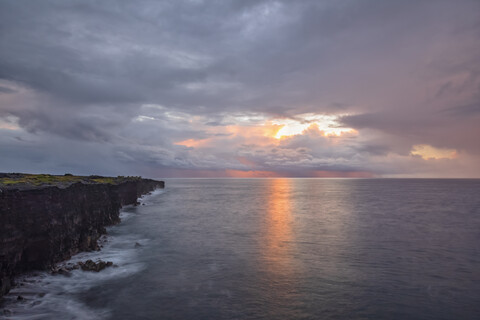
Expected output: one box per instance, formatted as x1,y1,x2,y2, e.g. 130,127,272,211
2,178,480,319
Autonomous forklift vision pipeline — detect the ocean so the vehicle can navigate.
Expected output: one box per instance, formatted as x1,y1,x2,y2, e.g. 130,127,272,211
2,178,480,319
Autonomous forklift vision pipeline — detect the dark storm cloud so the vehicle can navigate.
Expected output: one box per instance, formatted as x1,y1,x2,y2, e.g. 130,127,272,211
1,0,480,177
0,0,471,112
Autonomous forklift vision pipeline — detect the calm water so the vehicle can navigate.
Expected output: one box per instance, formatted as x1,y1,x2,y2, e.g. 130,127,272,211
3,179,480,319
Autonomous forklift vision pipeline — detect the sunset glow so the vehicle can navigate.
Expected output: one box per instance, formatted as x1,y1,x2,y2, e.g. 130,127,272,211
272,114,355,139
411,145,457,160
263,178,294,275
175,138,208,148
173,114,357,152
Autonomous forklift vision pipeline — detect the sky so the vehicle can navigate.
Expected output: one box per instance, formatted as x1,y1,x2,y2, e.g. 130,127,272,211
1,0,480,178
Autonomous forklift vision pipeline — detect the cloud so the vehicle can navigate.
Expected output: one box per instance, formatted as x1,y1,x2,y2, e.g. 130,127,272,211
0,0,480,177
443,104,480,117
0,86,16,94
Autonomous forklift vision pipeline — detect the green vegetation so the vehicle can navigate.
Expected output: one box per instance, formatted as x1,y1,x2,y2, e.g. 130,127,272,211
0,173,144,188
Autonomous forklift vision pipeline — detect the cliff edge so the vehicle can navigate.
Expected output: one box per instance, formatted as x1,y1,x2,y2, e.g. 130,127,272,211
0,173,164,297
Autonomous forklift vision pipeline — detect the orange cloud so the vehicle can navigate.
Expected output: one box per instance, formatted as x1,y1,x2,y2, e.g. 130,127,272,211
223,123,283,145
175,138,209,148
175,114,358,151
175,123,283,149
236,156,257,167
410,144,457,160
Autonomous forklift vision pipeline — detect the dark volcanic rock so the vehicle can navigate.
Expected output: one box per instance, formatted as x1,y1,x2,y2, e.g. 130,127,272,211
78,259,113,272
51,266,72,277
0,177,164,297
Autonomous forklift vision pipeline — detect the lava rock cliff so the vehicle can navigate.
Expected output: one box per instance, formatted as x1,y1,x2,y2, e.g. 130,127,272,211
0,174,164,297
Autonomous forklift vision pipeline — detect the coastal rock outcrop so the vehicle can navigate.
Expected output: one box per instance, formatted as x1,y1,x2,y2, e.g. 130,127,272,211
78,259,113,272
0,174,164,297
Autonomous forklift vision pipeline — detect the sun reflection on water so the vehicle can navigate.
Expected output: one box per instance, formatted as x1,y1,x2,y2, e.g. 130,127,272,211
263,178,295,275
258,178,307,317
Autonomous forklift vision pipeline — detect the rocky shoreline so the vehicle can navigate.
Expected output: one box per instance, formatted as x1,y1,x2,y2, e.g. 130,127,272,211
0,173,164,298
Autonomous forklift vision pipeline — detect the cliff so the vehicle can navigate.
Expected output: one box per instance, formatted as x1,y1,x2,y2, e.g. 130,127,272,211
0,173,164,297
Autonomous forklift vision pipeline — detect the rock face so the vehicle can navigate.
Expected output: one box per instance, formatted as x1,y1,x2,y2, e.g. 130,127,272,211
0,178,164,297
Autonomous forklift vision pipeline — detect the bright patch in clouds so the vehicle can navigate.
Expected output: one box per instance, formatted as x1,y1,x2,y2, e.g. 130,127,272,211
175,138,207,148
0,115,20,130
133,115,155,122
411,145,457,160
272,114,355,139
173,113,356,148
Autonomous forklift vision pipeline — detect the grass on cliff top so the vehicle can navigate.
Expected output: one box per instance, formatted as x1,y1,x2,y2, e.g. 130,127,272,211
0,174,143,188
